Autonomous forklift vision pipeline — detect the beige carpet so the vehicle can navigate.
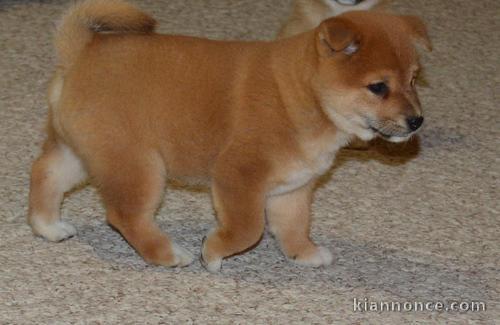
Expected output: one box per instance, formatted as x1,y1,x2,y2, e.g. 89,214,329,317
0,0,498,323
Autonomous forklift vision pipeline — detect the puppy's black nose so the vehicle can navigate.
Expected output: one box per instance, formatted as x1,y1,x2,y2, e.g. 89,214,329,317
406,116,424,131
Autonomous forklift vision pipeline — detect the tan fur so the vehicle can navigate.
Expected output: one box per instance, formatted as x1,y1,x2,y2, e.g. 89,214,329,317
267,181,333,265
55,0,156,68
29,0,431,271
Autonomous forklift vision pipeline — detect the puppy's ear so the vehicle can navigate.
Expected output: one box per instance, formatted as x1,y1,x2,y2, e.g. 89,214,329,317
317,18,360,57
399,15,432,51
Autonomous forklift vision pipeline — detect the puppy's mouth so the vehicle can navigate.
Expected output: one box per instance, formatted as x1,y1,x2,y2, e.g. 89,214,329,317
369,126,393,138
367,121,414,143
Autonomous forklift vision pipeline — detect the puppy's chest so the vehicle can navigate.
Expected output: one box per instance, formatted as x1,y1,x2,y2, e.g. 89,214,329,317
271,132,349,196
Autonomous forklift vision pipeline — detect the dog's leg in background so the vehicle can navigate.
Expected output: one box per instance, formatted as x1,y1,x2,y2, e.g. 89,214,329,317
267,182,333,266
28,140,87,242
95,149,194,267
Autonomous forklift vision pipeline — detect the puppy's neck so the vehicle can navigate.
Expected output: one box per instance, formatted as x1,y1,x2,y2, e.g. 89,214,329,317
270,31,342,140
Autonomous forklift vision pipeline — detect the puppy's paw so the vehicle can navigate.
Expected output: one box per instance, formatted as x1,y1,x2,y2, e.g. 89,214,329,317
200,255,222,273
171,243,194,267
291,246,333,267
31,219,77,242
146,243,194,267
200,236,222,273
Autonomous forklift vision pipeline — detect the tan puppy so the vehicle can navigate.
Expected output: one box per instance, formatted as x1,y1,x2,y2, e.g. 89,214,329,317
28,0,431,272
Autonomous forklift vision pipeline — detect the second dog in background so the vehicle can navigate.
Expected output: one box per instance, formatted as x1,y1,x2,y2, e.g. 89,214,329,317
279,0,389,38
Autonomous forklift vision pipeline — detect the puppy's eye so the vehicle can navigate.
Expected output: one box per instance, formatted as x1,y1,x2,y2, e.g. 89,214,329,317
410,77,417,87
367,82,389,97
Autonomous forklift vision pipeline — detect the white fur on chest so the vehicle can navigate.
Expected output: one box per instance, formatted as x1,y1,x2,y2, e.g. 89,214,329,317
270,132,351,196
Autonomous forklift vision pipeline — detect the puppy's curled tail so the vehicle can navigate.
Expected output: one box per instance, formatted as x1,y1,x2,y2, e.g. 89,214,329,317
55,0,156,69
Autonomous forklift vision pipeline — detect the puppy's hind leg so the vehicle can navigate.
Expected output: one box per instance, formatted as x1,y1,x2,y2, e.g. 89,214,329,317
28,141,87,242
95,150,193,267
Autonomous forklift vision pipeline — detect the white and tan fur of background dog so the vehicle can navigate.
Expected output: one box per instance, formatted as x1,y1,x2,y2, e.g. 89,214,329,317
279,0,389,38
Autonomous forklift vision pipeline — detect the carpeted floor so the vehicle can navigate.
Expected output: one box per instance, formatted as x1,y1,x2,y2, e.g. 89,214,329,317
0,0,498,323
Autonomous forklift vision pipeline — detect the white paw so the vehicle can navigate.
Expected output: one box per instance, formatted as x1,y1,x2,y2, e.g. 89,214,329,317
292,246,333,267
200,236,222,273
171,243,194,267
31,219,77,242
202,257,222,273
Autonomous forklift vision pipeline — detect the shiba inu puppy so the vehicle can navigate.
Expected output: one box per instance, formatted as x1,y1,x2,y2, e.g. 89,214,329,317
29,0,430,272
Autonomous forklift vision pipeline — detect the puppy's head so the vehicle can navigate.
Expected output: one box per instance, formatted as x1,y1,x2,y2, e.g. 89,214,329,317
312,11,431,143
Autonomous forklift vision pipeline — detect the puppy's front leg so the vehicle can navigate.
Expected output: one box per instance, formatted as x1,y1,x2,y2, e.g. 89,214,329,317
201,159,268,272
266,181,333,267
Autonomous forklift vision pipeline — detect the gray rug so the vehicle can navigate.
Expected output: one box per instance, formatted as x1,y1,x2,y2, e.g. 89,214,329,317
0,0,498,323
